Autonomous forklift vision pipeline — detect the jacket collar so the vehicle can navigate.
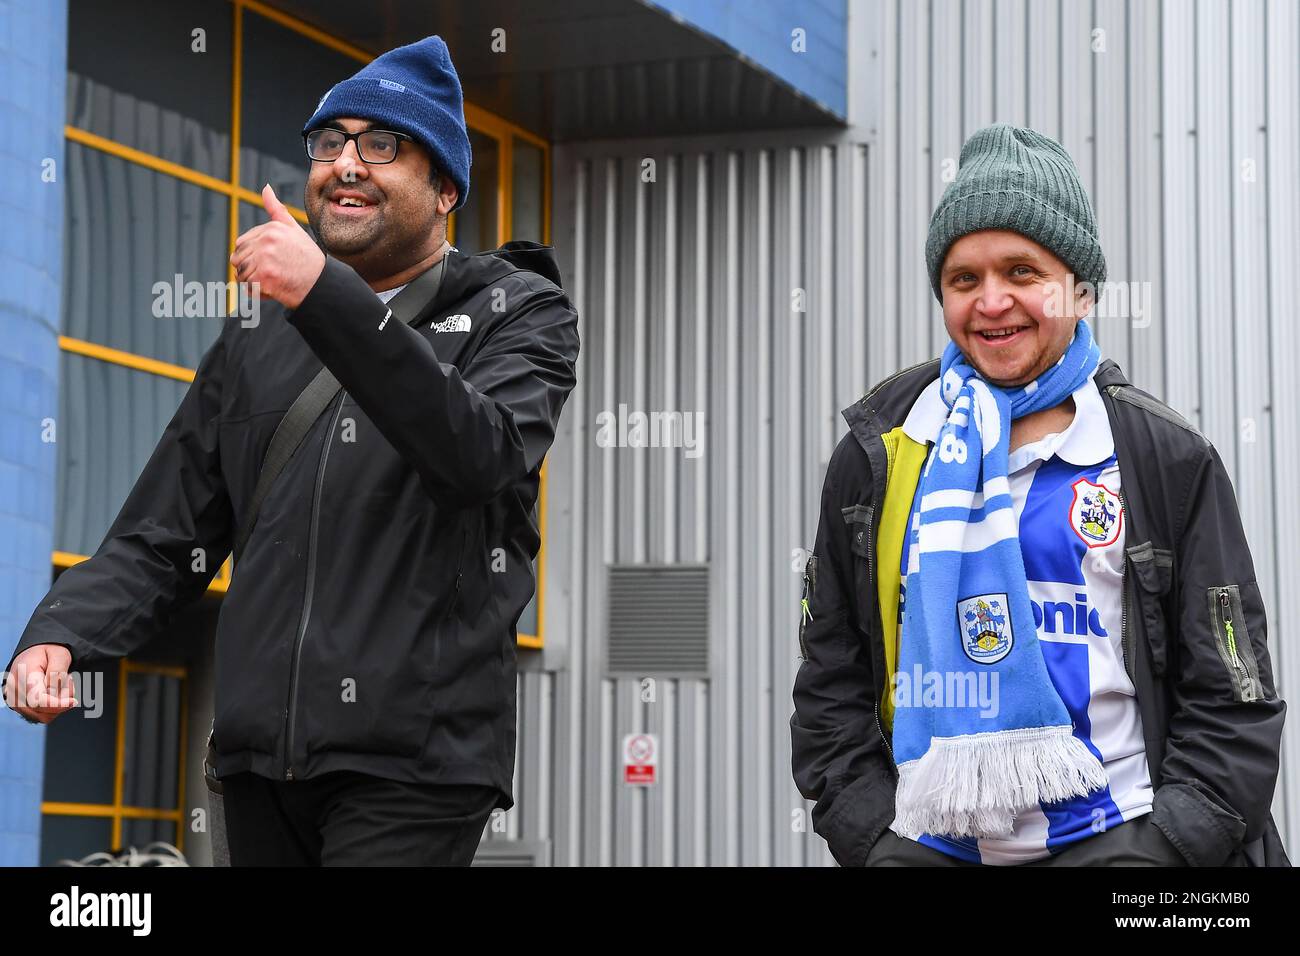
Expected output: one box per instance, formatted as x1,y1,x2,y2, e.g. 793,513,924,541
841,359,940,456
843,356,1130,460
423,240,564,319
900,365,1117,466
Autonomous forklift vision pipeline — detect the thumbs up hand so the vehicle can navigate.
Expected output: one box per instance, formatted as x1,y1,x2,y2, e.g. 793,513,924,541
229,184,326,310
260,182,297,225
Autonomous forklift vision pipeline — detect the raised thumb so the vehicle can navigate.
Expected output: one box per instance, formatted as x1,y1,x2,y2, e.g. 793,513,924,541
262,183,294,224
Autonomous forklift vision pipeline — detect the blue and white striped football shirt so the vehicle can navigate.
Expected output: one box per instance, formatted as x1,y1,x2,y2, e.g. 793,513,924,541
890,368,1153,865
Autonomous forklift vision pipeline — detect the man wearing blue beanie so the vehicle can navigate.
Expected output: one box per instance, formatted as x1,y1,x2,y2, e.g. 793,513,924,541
7,35,580,866
793,124,1287,868
303,35,472,213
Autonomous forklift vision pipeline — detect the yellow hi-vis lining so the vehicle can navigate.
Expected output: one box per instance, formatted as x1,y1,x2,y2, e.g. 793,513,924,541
875,426,930,732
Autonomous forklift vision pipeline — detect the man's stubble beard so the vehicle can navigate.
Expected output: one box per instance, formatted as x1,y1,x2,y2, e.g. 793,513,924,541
306,189,444,271
306,165,445,262
314,208,387,257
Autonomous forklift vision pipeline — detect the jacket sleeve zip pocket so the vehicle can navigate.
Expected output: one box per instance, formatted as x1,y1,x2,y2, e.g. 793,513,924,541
1208,585,1261,703
798,554,816,660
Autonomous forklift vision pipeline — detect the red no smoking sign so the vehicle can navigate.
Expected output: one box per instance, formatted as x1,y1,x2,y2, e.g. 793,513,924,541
623,733,657,785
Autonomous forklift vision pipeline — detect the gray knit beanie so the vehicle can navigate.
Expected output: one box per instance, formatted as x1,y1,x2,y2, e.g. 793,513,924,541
925,124,1106,303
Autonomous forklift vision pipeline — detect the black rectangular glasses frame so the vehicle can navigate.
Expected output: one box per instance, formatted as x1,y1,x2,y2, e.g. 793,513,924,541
304,127,412,164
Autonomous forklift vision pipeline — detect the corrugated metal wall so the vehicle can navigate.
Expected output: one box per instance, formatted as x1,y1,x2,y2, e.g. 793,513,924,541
497,0,1300,865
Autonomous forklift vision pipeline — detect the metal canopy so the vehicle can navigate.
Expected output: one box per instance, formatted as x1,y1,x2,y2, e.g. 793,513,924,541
263,0,844,141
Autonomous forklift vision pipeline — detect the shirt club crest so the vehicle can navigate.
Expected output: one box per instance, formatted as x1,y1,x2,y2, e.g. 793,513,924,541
957,593,1013,665
1070,477,1122,548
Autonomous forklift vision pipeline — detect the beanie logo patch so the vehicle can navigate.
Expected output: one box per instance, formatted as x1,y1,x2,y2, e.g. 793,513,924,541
378,78,407,92
315,86,333,111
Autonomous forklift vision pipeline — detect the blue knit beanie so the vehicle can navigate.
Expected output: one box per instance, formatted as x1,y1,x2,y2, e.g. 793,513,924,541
302,36,472,212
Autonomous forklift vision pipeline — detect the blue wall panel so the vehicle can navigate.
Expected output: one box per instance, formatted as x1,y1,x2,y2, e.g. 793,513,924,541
0,0,68,867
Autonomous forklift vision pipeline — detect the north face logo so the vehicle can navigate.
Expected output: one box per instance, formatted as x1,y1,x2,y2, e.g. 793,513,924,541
431,314,472,333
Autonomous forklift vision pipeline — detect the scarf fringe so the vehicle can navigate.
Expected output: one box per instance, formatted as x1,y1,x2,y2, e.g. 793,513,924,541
894,725,1110,839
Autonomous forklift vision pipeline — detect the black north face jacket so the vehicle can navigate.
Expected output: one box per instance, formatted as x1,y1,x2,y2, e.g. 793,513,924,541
791,358,1289,866
8,241,579,810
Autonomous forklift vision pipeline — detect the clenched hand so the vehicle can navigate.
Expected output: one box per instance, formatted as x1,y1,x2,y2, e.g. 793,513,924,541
4,644,78,724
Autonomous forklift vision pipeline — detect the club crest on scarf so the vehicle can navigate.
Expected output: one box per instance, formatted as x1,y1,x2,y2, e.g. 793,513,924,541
1070,477,1122,547
958,593,1013,664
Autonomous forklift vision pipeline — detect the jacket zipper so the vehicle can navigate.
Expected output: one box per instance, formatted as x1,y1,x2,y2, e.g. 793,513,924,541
1117,486,1133,686
865,487,897,773
874,710,895,768
452,526,465,616
1216,587,1256,702
283,391,347,781
1102,387,1132,683
852,366,936,775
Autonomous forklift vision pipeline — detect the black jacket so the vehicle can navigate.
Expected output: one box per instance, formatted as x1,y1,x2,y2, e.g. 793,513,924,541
791,358,1289,866
8,241,580,810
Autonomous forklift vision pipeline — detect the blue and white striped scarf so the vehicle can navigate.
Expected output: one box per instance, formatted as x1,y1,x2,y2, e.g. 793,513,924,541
893,319,1110,839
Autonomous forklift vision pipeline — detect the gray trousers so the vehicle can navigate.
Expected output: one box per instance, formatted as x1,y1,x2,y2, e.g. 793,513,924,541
866,812,1188,866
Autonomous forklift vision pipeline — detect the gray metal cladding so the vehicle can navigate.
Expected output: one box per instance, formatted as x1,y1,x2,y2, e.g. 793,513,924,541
492,0,1298,865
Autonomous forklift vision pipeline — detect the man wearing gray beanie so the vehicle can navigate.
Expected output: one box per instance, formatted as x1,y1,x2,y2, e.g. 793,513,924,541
793,124,1286,868
7,36,581,866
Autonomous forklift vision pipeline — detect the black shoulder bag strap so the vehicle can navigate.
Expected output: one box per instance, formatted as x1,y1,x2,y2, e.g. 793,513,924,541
231,242,451,560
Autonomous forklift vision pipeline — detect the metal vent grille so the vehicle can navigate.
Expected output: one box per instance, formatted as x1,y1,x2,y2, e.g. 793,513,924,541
473,842,553,868
607,564,710,677
472,840,552,866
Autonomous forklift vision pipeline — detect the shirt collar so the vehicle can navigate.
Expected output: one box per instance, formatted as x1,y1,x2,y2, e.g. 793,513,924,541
900,365,1113,467
375,283,408,304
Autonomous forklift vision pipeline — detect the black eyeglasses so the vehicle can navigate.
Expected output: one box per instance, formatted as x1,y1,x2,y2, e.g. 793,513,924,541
304,127,412,164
